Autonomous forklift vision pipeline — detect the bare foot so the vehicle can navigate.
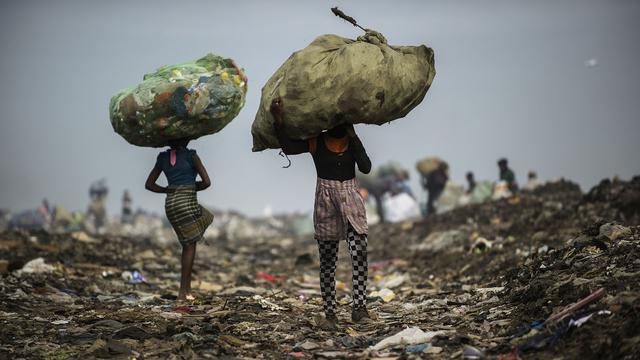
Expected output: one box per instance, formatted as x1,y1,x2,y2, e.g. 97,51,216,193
177,293,195,301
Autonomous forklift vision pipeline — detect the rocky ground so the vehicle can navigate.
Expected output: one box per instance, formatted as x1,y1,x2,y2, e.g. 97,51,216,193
1,176,639,359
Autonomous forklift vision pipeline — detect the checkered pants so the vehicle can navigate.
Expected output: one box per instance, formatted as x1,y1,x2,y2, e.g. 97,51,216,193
317,224,368,316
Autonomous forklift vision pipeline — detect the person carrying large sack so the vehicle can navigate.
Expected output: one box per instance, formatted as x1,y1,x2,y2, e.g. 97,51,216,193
270,97,373,329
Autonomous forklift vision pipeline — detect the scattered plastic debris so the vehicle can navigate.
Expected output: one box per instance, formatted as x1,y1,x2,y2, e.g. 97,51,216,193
16,258,55,276
371,327,445,351
0,176,638,358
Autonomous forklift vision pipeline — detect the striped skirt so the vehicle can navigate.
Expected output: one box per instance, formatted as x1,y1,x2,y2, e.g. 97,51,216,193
314,177,368,241
165,186,214,246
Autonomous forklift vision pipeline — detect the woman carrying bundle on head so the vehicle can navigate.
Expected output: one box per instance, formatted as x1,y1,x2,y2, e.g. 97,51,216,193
270,98,373,329
145,139,214,301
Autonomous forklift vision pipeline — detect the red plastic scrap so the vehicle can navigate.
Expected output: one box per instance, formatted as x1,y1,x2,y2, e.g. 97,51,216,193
256,273,276,282
173,306,193,314
256,272,286,283
369,260,389,271
289,351,304,358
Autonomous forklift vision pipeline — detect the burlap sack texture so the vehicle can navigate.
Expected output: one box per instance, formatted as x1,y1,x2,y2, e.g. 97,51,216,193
416,157,448,176
251,30,435,151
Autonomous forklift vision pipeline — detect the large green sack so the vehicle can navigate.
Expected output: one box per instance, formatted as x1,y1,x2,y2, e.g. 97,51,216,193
251,30,435,151
110,54,247,147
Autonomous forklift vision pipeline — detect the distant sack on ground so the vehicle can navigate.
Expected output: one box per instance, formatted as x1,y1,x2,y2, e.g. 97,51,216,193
251,30,436,152
109,54,247,148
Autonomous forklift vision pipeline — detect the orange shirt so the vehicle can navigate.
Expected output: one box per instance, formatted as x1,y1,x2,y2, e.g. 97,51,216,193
309,136,349,155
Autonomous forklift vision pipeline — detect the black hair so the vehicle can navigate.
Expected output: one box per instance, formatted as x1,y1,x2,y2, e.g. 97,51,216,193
168,138,190,149
327,124,347,138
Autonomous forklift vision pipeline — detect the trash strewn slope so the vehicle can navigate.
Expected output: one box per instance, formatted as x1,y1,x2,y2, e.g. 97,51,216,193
1,176,638,359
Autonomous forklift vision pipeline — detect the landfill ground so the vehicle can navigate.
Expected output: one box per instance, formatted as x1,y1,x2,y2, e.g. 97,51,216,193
1,177,639,359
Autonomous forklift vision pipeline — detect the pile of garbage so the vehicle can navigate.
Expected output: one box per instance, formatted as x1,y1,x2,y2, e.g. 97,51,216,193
366,176,640,358
357,161,421,224
0,176,638,358
110,53,248,147
204,210,313,241
3,203,312,247
501,222,639,358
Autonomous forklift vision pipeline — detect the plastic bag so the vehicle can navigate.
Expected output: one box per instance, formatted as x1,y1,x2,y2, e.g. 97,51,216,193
110,54,247,147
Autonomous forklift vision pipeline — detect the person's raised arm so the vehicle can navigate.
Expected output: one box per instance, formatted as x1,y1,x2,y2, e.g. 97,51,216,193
145,166,171,193
271,98,309,155
192,153,211,191
346,124,371,174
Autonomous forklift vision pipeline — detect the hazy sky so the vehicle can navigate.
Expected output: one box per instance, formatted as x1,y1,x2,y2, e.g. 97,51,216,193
1,0,639,217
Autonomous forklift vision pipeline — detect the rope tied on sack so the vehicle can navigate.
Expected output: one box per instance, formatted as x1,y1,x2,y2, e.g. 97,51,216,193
331,7,387,45
279,150,292,168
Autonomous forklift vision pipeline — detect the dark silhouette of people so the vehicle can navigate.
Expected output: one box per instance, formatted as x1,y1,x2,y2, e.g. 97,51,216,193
421,163,448,216
87,179,109,232
121,190,133,225
497,158,518,193
466,171,476,194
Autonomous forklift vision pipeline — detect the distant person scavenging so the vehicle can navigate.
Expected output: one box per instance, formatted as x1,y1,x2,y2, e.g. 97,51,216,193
145,139,214,301
523,170,542,191
270,97,373,328
121,190,133,225
87,179,109,233
421,162,448,215
466,171,476,194
497,158,518,193
396,170,415,199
